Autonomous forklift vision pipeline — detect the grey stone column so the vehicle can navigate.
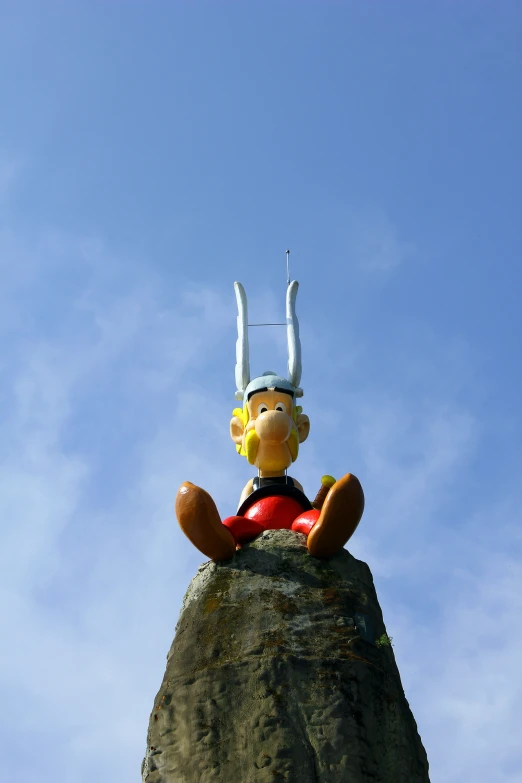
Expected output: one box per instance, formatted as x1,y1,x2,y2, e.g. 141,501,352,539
143,529,430,783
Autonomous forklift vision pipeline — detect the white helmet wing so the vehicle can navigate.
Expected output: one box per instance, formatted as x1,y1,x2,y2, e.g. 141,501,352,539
286,280,303,395
234,282,250,400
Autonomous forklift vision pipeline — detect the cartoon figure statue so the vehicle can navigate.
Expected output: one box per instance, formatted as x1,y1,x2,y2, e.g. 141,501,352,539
175,280,364,561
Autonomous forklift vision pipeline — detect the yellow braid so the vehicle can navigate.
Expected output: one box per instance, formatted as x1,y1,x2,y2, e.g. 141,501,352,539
232,405,249,456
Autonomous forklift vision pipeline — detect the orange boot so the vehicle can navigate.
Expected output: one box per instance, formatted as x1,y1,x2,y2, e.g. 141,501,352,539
175,482,236,561
307,473,365,558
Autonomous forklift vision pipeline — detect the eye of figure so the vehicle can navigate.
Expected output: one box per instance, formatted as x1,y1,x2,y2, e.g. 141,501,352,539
275,402,287,413
257,403,268,415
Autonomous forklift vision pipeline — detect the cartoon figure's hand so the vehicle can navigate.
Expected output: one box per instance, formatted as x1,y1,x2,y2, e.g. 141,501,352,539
312,475,336,510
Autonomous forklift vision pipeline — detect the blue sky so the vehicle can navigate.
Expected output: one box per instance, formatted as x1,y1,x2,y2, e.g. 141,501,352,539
1,2,521,781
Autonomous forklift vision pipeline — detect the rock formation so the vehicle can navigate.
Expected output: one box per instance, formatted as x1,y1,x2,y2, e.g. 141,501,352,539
142,529,430,782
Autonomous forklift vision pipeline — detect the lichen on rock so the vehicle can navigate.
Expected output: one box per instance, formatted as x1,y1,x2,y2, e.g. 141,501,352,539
142,529,430,782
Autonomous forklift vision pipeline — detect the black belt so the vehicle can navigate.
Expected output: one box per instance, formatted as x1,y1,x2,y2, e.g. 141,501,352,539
237,483,312,517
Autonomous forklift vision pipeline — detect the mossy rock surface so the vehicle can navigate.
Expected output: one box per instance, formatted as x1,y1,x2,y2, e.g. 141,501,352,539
142,529,430,783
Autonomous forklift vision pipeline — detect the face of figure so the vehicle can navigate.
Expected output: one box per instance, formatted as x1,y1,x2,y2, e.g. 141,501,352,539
230,388,310,473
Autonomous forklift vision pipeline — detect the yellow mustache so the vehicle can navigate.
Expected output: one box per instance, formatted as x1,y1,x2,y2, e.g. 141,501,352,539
244,427,299,466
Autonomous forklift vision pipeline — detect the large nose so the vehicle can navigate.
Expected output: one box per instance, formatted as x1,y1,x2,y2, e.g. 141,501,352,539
255,411,293,445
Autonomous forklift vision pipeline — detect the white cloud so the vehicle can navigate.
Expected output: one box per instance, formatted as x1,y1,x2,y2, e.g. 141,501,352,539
392,549,522,783
356,393,477,529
